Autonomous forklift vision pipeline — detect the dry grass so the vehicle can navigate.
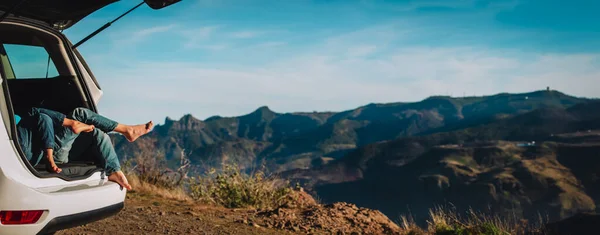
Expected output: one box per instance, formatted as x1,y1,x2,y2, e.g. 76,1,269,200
187,164,295,209
427,207,511,234
120,138,294,209
399,206,547,235
122,138,191,201
400,215,427,235
121,140,552,234
127,173,191,201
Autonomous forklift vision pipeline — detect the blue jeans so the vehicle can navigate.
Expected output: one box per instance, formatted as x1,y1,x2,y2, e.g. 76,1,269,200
17,107,121,175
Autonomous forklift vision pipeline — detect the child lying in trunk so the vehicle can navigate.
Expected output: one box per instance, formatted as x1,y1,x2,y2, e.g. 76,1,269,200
15,107,153,190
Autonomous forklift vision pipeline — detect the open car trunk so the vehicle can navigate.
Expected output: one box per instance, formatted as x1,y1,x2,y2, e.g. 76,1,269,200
0,0,118,29
0,19,104,180
1,1,181,180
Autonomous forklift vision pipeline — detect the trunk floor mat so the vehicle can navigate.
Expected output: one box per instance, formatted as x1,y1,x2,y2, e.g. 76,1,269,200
35,163,102,178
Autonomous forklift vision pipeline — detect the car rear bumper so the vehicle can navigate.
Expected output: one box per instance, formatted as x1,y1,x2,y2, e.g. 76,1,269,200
0,169,126,235
36,202,123,235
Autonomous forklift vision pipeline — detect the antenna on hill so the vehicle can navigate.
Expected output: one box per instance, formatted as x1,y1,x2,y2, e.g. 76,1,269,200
547,86,550,91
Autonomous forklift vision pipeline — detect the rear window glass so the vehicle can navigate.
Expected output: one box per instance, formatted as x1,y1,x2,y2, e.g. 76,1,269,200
3,44,59,79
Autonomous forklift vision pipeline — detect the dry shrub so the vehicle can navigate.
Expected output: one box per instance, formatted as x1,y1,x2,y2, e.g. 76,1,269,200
120,139,294,209
420,206,547,235
426,206,509,234
400,214,427,235
127,173,190,201
187,164,295,209
121,138,191,200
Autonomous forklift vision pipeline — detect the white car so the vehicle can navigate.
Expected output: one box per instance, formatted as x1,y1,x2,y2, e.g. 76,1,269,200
0,1,179,234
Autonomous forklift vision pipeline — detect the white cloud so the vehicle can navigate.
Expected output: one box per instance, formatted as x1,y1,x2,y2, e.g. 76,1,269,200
248,41,288,49
96,44,600,125
230,30,262,39
346,45,378,57
358,0,519,12
134,24,177,37
91,20,600,125
203,44,230,51
114,24,177,45
181,26,220,49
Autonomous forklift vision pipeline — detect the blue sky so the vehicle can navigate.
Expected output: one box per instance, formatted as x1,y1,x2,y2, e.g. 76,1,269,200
64,0,600,125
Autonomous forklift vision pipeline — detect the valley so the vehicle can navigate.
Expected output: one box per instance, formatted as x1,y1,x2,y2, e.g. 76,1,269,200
111,90,600,224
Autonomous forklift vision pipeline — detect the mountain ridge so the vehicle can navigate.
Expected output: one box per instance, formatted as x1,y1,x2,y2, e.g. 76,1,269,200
162,89,585,123
284,100,600,224
113,89,591,173
111,89,600,226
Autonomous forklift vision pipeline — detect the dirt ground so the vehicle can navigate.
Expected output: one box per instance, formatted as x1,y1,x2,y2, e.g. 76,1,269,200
58,190,403,235
57,192,296,235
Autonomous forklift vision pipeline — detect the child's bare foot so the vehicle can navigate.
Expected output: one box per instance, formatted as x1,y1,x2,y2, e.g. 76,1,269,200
47,164,62,174
123,121,154,142
70,120,95,134
108,171,132,190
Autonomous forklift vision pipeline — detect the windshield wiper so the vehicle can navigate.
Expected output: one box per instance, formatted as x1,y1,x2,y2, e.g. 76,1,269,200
72,1,145,49
0,0,28,23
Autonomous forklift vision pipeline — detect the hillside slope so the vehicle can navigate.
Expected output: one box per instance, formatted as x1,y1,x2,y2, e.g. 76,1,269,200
287,101,600,223
113,90,587,173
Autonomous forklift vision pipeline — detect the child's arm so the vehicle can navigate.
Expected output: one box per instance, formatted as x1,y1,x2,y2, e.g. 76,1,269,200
44,148,62,173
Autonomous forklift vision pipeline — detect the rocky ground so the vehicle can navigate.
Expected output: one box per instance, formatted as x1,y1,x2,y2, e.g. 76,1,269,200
58,192,287,235
252,202,401,234
58,190,402,235
249,190,401,234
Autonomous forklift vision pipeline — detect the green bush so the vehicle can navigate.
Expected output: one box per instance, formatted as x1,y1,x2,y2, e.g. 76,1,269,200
423,206,535,235
121,138,185,189
187,164,294,209
121,140,296,209
478,222,505,235
434,224,466,235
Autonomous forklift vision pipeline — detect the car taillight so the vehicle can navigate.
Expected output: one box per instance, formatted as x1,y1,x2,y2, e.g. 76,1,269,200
0,210,44,225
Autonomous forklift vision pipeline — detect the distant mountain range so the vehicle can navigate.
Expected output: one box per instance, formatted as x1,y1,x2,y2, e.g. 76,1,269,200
286,99,600,224
113,89,588,171
112,89,600,223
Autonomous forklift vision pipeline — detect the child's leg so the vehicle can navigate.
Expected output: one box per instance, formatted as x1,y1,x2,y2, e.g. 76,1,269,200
70,107,153,142
69,129,120,175
70,129,131,189
16,110,56,167
31,107,94,134
29,107,65,128
33,113,62,173
35,113,55,151
69,107,118,133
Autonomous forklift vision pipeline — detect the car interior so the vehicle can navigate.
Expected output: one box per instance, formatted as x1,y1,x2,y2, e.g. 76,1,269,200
0,22,102,179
